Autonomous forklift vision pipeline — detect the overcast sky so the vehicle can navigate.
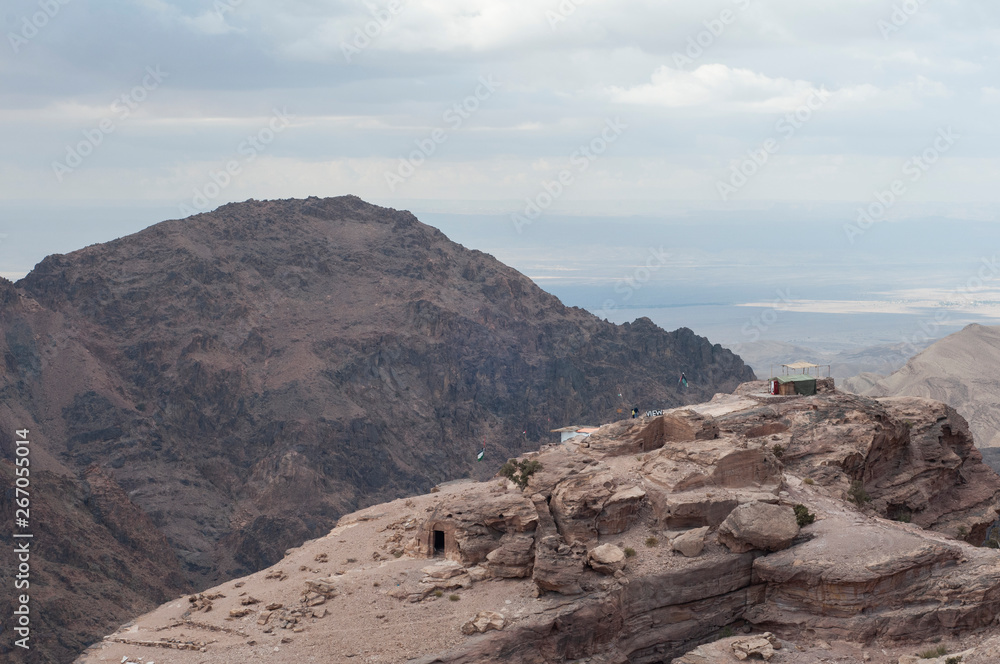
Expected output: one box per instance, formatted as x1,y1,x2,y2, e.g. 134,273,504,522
2,0,1000,279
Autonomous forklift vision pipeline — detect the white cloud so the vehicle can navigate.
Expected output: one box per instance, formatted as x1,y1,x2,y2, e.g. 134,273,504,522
607,64,826,112
608,64,950,112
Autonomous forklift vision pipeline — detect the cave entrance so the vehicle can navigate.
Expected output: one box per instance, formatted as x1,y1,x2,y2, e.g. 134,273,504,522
433,530,445,556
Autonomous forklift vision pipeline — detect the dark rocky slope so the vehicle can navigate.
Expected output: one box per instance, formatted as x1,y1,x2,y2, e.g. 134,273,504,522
0,196,752,661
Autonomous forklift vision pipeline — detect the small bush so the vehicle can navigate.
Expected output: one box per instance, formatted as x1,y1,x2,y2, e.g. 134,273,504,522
848,480,870,506
345,557,357,563
946,656,963,664
623,547,636,558
772,444,784,459
918,645,948,658
896,509,912,524
499,459,543,490
987,536,1000,549
433,590,443,598
645,536,658,547
957,526,968,539
793,504,815,527
802,477,815,485
448,594,460,601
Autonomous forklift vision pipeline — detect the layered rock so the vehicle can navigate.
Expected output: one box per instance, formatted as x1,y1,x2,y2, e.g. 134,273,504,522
717,502,799,554
80,386,1000,664
1,196,756,660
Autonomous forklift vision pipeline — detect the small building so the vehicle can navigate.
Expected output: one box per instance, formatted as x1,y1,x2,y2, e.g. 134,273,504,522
550,425,599,443
769,374,818,396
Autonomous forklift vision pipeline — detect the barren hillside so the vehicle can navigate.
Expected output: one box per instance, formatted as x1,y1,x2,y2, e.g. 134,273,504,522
0,196,753,662
850,324,1000,451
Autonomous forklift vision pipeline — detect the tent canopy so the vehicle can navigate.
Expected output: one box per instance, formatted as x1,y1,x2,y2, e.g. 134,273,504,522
782,362,820,370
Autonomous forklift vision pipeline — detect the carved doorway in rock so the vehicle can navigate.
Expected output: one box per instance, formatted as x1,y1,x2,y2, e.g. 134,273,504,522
433,530,445,556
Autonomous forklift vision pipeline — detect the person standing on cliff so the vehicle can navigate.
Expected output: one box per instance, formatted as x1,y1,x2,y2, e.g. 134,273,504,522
631,406,639,419
679,372,688,389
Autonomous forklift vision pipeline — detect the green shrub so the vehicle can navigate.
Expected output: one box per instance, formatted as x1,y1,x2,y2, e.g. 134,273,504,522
433,590,443,598
918,645,948,658
802,477,815,485
793,504,815,527
945,656,963,664
772,444,784,459
623,547,636,558
499,459,543,490
848,480,870,506
957,526,968,539
644,536,658,547
448,594,460,601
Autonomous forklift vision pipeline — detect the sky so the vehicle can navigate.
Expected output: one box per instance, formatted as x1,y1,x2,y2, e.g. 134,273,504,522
4,0,1000,213
3,0,1000,348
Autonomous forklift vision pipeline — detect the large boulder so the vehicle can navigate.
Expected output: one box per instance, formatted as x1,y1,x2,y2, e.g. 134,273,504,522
717,502,799,554
588,543,626,575
672,526,710,558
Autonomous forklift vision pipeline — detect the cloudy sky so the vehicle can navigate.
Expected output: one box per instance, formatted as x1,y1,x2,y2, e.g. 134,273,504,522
2,0,1000,280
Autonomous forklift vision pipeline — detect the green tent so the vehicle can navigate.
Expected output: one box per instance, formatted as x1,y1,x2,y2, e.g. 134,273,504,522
775,374,817,396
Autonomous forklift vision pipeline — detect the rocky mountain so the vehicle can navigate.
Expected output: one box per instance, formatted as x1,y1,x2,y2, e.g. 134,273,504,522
79,383,1000,664
0,196,753,662
845,324,1000,470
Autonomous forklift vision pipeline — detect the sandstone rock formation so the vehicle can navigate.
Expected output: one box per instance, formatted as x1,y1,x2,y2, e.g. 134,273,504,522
672,526,709,557
588,543,626,575
717,502,799,553
0,196,754,661
79,386,1000,664
849,323,1000,449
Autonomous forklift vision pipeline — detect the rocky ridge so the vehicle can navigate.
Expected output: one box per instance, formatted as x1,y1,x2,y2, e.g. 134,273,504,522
846,323,1000,455
79,384,1000,664
0,196,753,662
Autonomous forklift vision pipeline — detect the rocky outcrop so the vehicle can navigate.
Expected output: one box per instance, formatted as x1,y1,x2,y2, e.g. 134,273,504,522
588,543,626,575
79,387,1000,664
672,526,709,557
717,502,799,553
853,323,1000,448
747,512,1000,642
1,196,755,660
